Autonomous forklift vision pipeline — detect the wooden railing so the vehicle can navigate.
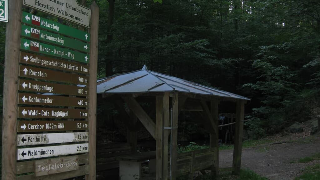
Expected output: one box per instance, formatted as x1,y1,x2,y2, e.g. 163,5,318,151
177,148,214,177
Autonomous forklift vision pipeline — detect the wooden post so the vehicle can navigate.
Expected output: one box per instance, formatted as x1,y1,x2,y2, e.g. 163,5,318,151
2,0,23,179
171,93,179,180
156,96,164,180
210,100,219,178
232,100,245,175
163,92,170,179
86,2,99,180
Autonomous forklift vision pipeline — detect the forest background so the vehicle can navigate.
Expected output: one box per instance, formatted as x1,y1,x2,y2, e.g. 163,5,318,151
0,0,320,140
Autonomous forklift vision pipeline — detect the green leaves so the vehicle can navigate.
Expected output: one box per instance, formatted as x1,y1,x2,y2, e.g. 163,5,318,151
153,0,162,4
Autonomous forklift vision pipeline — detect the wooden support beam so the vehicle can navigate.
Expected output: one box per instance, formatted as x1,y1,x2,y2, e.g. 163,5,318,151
210,100,219,178
232,100,245,175
163,93,170,179
171,93,179,180
156,96,164,180
2,0,23,179
122,97,156,138
87,2,99,180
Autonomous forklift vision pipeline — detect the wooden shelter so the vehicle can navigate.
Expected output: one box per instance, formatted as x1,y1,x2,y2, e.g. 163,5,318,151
97,66,249,179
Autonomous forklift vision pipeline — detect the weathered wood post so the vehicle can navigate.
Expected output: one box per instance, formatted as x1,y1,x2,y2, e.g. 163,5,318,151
232,100,245,175
2,0,23,179
163,92,170,179
156,95,164,180
87,2,99,180
210,99,219,178
171,93,179,179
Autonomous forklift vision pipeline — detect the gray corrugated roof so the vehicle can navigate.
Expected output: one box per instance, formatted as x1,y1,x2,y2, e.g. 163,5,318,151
97,66,249,101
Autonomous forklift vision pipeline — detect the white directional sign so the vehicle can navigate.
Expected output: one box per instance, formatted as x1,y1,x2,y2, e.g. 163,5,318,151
23,0,91,27
17,143,89,160
17,132,89,146
0,0,8,22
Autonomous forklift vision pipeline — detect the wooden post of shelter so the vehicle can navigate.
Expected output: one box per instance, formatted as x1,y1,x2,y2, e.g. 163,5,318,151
156,95,164,180
232,100,245,175
2,0,23,179
171,93,179,179
210,99,219,178
163,92,170,179
86,2,99,180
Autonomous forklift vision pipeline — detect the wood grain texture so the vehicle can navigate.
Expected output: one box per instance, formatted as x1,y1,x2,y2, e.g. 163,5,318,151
171,93,179,180
2,0,23,179
17,154,88,174
35,156,79,176
163,92,170,179
17,165,88,180
156,95,163,180
86,1,99,180
87,2,99,180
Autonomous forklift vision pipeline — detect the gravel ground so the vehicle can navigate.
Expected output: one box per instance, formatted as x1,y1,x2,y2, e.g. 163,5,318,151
220,133,320,180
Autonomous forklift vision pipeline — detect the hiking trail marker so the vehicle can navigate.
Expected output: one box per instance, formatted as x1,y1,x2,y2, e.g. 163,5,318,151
2,0,99,179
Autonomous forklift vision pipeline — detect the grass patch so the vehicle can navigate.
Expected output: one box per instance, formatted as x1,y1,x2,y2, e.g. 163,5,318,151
295,164,320,180
297,153,320,163
219,169,268,180
219,138,275,151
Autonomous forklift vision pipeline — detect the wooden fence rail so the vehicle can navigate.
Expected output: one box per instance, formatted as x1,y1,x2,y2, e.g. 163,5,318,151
177,148,215,178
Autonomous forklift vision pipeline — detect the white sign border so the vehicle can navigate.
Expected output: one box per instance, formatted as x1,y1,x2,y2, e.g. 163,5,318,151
17,132,89,146
0,0,8,22
17,143,89,160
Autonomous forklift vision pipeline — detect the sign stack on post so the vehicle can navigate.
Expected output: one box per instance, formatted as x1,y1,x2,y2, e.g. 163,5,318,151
2,0,99,179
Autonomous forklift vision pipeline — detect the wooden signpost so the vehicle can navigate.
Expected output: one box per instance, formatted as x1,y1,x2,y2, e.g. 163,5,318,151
2,0,98,179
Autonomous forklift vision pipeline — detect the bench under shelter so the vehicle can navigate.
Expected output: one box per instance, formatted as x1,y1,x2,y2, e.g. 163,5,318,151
96,65,249,179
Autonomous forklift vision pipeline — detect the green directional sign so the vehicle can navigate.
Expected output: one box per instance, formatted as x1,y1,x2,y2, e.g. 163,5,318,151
0,0,8,22
21,25,90,53
21,38,89,63
22,12,90,42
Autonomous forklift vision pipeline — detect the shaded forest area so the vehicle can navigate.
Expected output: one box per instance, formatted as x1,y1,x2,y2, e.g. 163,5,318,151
1,0,320,140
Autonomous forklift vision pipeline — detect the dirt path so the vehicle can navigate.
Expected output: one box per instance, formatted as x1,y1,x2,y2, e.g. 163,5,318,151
220,134,320,180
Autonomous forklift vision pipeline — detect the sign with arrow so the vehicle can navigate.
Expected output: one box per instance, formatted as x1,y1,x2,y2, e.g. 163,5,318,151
17,121,88,132
22,11,90,41
23,0,91,27
19,52,89,74
19,65,88,85
0,0,8,22
17,132,88,146
21,38,89,63
21,25,90,53
18,79,88,96
17,143,89,160
18,93,88,107
18,107,88,119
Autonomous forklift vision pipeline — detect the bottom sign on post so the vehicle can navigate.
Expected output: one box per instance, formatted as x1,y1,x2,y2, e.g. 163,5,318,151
17,143,88,160
35,156,79,176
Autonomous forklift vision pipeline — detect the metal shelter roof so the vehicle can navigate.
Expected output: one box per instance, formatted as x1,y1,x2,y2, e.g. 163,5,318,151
97,65,249,101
